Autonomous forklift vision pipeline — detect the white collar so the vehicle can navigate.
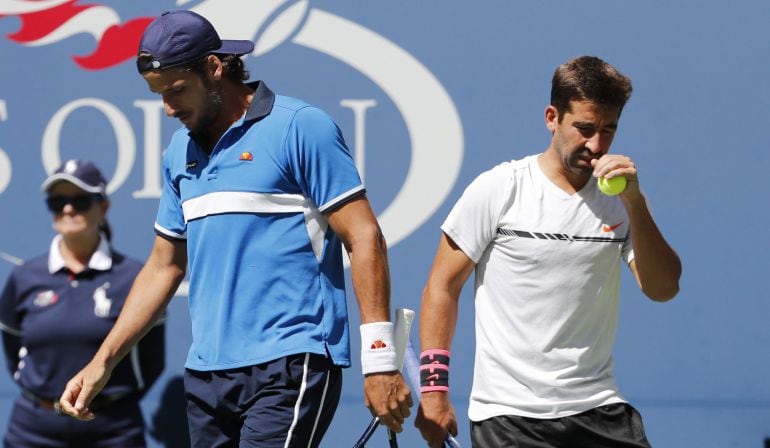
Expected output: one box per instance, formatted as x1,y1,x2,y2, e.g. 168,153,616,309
48,234,112,273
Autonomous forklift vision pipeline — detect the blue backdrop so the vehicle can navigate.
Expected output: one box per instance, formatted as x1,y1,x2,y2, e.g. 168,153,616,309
1,1,769,446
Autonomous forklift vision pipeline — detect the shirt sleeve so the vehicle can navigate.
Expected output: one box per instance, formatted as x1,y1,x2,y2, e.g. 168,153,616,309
441,165,513,263
0,270,21,335
0,271,21,378
284,106,364,213
154,147,187,240
1,333,21,379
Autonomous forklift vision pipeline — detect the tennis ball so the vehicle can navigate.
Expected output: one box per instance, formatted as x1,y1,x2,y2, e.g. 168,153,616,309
597,176,627,196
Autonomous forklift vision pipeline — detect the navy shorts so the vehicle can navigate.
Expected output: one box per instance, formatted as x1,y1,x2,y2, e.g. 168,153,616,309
4,394,146,448
184,353,342,448
470,403,652,448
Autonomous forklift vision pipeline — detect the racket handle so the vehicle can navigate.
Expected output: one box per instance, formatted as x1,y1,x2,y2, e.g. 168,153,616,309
388,428,398,448
352,416,380,448
445,434,461,448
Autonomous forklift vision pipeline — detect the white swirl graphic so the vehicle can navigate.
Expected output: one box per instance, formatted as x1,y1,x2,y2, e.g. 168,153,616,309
196,2,464,247
294,10,463,246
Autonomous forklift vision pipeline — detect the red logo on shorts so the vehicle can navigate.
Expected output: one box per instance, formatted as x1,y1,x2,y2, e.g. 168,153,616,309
239,152,253,161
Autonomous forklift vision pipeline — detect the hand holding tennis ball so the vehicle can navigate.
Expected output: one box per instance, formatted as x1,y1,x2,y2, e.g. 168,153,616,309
597,176,627,196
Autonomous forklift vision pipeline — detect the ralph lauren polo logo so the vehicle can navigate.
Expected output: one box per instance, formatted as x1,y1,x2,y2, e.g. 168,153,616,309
93,282,112,318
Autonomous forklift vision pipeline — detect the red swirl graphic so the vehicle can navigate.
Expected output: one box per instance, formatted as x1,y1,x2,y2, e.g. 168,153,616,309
3,1,152,70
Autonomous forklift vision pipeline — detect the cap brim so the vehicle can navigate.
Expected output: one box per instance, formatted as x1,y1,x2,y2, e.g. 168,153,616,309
216,39,255,56
41,174,104,194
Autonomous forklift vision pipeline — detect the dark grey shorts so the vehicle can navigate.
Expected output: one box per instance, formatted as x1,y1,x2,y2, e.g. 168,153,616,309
470,403,652,448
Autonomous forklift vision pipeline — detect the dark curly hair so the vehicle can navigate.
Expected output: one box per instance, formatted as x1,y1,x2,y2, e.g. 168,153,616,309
551,56,632,121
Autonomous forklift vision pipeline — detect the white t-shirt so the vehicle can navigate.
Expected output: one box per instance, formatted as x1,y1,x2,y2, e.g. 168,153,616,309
442,155,634,421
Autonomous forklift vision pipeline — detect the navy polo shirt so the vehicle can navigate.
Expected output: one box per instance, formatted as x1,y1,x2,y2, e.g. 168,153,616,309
154,81,363,371
0,235,164,400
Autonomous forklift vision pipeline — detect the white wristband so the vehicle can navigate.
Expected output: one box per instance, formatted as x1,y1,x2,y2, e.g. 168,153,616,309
360,321,398,375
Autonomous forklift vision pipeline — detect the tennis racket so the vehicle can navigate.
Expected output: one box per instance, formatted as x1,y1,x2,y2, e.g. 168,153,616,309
404,340,461,448
352,309,462,447
352,308,415,448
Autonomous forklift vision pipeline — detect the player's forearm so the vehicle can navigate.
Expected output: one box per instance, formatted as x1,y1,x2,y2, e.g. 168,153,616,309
93,261,183,370
419,284,459,350
348,227,391,324
419,234,473,350
624,195,681,301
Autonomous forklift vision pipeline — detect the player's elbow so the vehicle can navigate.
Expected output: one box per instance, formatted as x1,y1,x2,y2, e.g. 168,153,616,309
643,282,679,302
422,278,462,307
346,221,386,251
636,259,681,302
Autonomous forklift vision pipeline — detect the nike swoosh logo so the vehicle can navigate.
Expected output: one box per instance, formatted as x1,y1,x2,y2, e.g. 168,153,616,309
602,222,623,232
426,374,440,381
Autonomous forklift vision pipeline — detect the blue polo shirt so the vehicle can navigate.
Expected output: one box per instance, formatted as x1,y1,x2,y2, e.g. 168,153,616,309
155,81,363,371
0,236,165,401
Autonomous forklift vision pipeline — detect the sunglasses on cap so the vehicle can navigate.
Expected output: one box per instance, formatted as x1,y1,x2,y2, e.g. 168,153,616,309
46,194,103,213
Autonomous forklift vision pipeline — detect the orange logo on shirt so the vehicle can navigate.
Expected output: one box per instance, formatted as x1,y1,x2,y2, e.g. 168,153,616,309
602,222,623,232
239,152,253,161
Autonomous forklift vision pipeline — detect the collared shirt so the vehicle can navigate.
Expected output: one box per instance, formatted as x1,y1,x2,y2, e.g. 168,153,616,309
0,236,164,400
155,81,363,371
47,233,112,273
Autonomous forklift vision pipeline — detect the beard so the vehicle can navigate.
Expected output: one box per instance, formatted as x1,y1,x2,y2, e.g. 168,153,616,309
565,147,599,175
187,79,225,142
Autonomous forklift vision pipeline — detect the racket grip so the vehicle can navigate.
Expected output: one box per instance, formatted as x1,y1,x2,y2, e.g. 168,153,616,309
404,341,421,392
445,434,461,448
388,428,398,448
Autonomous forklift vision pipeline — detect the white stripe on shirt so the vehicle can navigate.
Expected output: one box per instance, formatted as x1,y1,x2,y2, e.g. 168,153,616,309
182,191,306,223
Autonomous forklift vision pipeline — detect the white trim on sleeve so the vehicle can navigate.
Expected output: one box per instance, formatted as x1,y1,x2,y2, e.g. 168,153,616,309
0,321,21,337
317,185,365,213
154,223,187,240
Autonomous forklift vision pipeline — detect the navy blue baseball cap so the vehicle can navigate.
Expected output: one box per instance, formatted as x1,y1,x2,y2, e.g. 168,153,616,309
137,10,254,73
41,160,107,196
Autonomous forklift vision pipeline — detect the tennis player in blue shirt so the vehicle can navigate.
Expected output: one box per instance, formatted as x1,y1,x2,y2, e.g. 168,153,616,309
0,160,164,447
58,10,411,448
